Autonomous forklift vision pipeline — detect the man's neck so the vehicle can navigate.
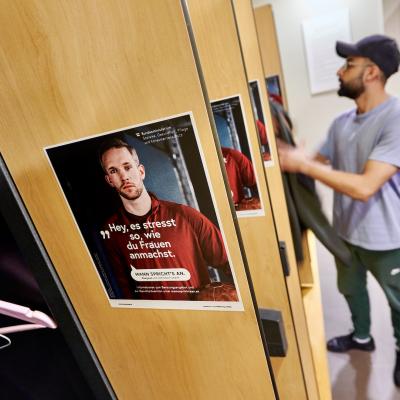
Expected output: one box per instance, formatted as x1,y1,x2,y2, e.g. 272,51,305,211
121,190,152,216
355,88,389,114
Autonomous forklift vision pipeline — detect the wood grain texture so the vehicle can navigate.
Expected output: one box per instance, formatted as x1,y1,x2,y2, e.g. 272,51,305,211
254,4,331,399
186,0,309,398
0,1,275,398
302,231,332,400
235,2,320,399
254,5,288,108
299,232,315,287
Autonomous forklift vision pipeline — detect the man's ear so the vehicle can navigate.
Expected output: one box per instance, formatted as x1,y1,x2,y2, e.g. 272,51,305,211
365,65,381,83
105,174,114,187
138,164,145,180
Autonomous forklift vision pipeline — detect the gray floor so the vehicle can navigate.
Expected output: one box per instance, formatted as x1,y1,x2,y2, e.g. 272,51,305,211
316,185,400,399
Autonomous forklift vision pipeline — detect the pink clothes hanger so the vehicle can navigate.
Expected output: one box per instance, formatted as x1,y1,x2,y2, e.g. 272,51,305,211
0,299,57,335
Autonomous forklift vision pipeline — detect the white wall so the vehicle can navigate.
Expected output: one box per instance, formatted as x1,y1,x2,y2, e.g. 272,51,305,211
384,0,400,95
253,0,384,152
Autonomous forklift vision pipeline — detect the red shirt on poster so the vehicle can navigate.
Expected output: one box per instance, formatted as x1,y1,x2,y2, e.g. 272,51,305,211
221,147,256,204
103,194,228,300
256,120,268,146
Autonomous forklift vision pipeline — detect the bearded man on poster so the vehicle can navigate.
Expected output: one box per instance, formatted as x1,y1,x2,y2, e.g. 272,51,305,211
99,138,234,302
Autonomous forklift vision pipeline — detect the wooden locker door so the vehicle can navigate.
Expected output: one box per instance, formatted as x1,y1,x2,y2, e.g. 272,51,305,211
185,0,309,398
0,1,276,399
254,4,288,108
234,1,320,399
253,5,332,399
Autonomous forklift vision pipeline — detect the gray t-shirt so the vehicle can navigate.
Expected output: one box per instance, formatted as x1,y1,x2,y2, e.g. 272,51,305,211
319,96,400,250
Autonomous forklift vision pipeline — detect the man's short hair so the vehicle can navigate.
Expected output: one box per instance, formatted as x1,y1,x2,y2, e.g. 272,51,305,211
98,138,139,172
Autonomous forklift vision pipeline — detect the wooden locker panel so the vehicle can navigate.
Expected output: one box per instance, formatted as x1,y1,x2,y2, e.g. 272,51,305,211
234,2,320,399
185,0,308,398
253,4,331,399
0,1,276,399
301,231,332,400
254,4,288,107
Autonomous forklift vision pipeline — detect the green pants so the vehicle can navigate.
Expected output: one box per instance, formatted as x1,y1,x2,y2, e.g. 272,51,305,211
336,242,400,347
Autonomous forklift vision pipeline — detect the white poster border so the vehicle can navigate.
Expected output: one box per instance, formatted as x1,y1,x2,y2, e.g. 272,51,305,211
249,79,275,168
211,94,266,219
44,111,244,312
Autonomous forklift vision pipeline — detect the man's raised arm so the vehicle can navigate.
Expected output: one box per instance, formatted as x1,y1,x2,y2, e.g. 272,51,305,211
278,142,398,202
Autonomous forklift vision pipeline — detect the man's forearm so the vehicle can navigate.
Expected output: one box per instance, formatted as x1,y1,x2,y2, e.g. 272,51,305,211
300,160,372,201
278,142,397,200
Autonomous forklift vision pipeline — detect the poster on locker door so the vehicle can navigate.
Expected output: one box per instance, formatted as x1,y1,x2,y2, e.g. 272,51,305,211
211,95,264,217
266,75,283,102
249,80,274,167
44,113,243,311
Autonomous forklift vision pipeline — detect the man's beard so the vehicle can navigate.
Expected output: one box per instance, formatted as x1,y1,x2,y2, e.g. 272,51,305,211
118,184,143,201
337,76,365,99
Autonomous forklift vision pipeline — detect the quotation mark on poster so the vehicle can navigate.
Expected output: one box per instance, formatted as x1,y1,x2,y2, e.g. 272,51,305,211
100,230,110,239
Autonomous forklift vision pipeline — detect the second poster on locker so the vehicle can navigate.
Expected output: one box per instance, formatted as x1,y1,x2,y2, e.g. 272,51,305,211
211,95,265,218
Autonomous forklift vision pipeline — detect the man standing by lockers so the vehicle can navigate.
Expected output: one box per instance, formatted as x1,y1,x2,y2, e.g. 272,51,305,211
278,34,400,386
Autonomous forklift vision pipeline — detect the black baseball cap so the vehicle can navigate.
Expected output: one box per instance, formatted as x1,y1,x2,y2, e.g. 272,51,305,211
336,34,400,78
